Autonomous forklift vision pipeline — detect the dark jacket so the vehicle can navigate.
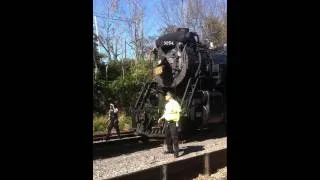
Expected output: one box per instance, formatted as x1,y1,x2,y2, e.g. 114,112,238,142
108,108,118,120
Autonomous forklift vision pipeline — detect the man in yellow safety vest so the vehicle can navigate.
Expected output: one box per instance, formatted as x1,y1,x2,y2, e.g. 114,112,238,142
158,92,181,158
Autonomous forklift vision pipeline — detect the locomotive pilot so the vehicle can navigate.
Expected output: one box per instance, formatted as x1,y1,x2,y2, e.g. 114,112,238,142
158,92,181,158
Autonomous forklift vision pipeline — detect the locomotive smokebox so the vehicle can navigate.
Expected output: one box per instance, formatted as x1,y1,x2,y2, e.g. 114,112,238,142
153,29,198,91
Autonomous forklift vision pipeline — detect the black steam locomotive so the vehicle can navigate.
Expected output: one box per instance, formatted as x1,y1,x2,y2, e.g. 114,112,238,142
132,28,226,139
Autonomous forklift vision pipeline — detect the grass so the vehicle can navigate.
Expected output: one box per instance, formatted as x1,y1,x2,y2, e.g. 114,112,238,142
118,112,132,131
93,114,108,133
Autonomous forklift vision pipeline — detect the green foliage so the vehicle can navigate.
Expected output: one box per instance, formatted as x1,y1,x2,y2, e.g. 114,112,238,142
105,60,122,81
104,59,152,109
93,112,132,133
93,79,108,114
93,114,108,132
118,112,132,131
97,63,107,80
93,58,153,131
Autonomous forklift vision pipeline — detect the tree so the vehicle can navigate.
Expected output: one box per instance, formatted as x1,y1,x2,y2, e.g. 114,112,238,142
103,59,150,112
126,0,145,60
157,0,227,42
93,33,108,80
98,0,125,62
141,35,157,60
203,16,226,46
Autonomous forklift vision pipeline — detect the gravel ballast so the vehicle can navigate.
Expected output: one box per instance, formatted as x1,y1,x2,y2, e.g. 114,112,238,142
93,136,227,180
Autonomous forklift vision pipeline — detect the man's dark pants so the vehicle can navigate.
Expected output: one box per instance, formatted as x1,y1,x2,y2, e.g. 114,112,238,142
164,121,179,157
106,119,121,139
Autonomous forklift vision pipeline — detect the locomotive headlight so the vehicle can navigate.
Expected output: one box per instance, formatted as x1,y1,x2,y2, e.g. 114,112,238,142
157,60,162,65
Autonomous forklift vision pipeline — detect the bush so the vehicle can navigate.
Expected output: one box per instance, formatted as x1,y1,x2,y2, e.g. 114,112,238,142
93,112,132,133
95,59,151,111
118,112,132,131
93,114,108,133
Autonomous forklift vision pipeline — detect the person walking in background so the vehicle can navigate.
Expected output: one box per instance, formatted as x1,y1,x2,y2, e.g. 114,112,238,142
105,103,121,140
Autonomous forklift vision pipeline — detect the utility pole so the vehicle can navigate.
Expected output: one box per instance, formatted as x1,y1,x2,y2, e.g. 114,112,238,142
106,65,108,80
141,12,144,61
122,39,126,79
94,16,100,54
93,15,100,80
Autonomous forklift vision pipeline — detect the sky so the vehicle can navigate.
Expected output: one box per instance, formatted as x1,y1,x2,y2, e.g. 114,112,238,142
93,0,227,61
93,0,163,60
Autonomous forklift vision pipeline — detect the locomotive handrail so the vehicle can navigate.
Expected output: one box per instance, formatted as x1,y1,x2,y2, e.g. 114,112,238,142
134,82,148,109
181,77,192,106
138,82,152,110
181,48,203,114
194,51,202,78
187,77,199,110
135,82,156,110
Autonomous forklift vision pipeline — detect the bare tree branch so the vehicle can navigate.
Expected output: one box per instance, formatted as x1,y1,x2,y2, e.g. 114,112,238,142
156,0,226,42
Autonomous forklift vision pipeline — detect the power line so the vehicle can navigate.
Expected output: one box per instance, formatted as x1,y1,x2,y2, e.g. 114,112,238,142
93,13,135,23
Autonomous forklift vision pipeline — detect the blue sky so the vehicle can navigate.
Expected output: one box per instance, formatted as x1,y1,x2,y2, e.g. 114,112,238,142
93,0,163,60
93,0,227,61
93,0,162,36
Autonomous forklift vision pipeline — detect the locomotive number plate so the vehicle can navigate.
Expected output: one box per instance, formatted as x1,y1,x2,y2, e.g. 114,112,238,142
154,66,163,75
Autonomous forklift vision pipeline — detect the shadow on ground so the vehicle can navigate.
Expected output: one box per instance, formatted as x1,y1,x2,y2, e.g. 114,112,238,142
179,145,205,157
181,123,226,143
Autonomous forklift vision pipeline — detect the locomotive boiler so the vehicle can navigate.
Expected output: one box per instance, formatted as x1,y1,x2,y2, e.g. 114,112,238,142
132,28,226,139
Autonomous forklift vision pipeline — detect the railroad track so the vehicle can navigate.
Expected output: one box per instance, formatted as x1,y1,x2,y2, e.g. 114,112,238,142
93,124,226,160
93,130,137,142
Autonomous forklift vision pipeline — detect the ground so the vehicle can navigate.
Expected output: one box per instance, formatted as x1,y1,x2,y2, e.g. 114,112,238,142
93,136,227,180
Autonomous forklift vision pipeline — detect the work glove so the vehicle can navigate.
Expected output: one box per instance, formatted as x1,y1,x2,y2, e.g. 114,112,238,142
176,122,182,132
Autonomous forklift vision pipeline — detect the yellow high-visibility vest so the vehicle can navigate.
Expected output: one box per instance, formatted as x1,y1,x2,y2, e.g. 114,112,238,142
161,99,181,122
